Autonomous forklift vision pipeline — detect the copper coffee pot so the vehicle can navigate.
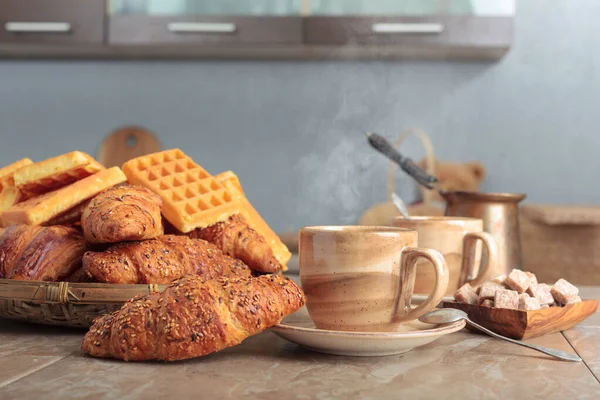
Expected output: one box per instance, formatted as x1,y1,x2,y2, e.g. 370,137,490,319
366,132,526,276
442,191,526,277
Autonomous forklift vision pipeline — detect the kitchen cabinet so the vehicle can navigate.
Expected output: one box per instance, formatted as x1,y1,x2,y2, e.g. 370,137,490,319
304,0,513,57
0,0,104,45
108,0,303,45
0,0,514,60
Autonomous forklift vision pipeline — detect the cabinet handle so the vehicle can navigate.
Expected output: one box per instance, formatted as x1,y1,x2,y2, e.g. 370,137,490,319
371,23,444,34
167,22,236,34
5,22,72,33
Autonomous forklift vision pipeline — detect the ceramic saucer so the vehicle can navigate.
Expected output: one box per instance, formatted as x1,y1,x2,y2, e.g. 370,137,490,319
270,307,465,357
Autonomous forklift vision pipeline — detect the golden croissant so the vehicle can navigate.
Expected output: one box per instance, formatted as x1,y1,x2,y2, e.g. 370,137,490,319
0,224,88,281
82,185,163,244
189,214,283,273
82,235,251,284
81,274,305,361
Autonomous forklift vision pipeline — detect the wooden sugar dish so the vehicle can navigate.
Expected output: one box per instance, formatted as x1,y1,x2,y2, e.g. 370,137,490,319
442,300,598,340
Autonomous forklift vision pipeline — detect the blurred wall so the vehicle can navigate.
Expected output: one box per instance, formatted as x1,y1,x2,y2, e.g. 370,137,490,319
0,0,598,232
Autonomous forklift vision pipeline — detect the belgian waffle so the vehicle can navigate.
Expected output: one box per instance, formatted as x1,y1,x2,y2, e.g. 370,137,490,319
216,171,291,266
122,149,238,233
1,167,126,226
13,151,104,199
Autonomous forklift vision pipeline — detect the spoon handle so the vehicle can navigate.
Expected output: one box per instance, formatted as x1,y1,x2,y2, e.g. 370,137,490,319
465,318,582,362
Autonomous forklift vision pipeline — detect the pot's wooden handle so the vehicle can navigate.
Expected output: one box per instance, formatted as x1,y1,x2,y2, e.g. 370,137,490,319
97,126,162,167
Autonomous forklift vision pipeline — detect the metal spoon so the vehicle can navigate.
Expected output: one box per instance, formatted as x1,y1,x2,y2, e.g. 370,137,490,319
391,192,410,219
419,308,582,362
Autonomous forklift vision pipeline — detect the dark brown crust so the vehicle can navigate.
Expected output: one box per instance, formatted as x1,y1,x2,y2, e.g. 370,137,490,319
43,200,90,226
189,214,282,273
81,274,306,361
82,185,163,244
67,265,95,282
82,235,251,284
0,224,88,281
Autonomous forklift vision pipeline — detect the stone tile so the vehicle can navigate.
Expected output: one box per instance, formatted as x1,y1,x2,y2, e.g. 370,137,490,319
563,327,600,380
0,319,82,388
1,287,598,399
1,329,597,400
578,287,600,327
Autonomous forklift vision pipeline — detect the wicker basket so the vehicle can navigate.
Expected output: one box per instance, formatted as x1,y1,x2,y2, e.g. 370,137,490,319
521,205,600,285
0,279,166,328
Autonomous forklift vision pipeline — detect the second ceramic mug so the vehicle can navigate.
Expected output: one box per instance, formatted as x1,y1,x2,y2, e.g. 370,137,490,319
392,216,498,295
299,226,449,332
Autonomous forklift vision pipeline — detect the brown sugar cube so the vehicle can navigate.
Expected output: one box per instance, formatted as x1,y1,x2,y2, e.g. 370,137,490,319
526,283,554,305
490,274,507,285
566,295,582,305
480,299,494,307
525,271,538,286
479,282,505,301
494,289,519,309
551,278,579,304
454,283,479,305
518,293,541,311
504,269,534,293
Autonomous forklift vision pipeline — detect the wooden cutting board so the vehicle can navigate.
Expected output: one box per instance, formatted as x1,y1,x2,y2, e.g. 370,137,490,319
97,126,161,168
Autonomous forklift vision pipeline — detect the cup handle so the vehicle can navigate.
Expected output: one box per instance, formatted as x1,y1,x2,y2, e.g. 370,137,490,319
393,247,449,323
459,232,498,288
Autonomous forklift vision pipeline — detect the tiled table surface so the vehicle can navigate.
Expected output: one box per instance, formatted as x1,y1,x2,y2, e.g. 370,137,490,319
0,285,598,400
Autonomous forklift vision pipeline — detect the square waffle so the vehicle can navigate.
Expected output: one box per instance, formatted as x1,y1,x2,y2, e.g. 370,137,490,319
1,167,126,226
0,158,34,211
122,149,239,233
13,151,104,199
215,171,291,266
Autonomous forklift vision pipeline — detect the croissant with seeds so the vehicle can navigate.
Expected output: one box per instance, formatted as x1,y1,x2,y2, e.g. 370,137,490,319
82,185,163,244
82,235,251,284
81,274,305,361
188,214,283,274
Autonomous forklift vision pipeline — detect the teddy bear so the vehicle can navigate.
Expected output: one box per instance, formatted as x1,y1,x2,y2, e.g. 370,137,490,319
358,158,486,226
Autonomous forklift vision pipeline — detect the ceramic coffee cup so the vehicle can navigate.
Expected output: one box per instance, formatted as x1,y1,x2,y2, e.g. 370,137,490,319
392,216,497,296
299,226,449,332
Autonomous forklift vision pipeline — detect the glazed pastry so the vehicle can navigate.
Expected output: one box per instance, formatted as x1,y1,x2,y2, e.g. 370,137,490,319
82,185,163,244
0,224,88,281
82,235,251,284
189,214,283,274
81,274,305,361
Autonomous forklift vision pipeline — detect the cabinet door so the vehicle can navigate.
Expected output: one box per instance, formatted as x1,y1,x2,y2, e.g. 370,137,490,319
0,0,105,44
108,0,303,45
305,0,513,48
